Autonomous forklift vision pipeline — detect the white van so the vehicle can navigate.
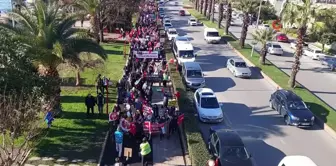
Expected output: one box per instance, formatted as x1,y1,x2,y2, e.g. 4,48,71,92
172,36,196,65
278,156,317,166
204,28,221,44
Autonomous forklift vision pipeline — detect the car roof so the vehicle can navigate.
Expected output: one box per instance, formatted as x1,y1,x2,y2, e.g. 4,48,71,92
168,28,177,31
280,156,317,166
278,89,302,101
189,18,196,20
184,62,201,70
205,28,218,32
230,58,245,63
198,88,216,97
175,36,189,41
213,128,245,147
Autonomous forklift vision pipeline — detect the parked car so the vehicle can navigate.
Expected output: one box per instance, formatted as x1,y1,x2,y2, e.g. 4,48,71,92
175,1,178,6
226,58,252,78
208,126,253,166
276,33,289,42
164,22,173,31
303,45,326,60
179,10,186,16
188,18,198,26
194,88,223,123
163,19,171,24
320,56,336,71
269,89,315,127
166,28,178,40
290,41,308,49
181,62,205,89
278,156,317,166
266,42,283,56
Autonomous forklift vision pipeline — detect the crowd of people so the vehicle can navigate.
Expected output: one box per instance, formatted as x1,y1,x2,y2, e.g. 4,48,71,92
109,1,180,166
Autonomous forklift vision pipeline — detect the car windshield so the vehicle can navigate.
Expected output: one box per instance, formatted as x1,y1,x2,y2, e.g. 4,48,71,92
190,19,196,22
221,147,249,160
273,44,281,48
179,50,194,58
207,32,219,37
187,70,202,78
201,97,219,109
169,31,177,34
315,50,322,54
177,38,189,41
235,62,247,68
165,24,172,27
165,20,171,23
288,101,307,110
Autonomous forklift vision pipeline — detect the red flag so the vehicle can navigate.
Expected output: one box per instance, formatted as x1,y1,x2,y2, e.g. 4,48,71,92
177,114,184,125
109,112,118,121
148,47,152,54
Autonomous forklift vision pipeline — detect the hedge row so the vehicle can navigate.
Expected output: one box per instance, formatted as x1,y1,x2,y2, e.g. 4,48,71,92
165,43,211,166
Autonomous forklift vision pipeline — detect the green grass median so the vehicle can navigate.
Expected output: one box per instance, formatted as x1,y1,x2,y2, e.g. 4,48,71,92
165,43,210,166
184,5,336,131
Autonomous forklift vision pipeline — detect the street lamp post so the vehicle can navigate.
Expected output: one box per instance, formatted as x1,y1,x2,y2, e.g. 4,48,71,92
255,0,263,29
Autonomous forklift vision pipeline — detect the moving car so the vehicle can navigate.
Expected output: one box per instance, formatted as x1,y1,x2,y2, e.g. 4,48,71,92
267,42,283,56
166,28,178,40
208,126,253,166
175,1,178,6
164,22,172,31
172,36,196,64
258,24,270,30
188,18,198,26
320,56,336,71
276,33,289,42
204,28,221,44
290,41,308,49
163,19,171,24
269,89,315,127
182,62,205,90
278,155,317,166
194,88,223,123
303,45,326,60
179,10,186,16
226,58,252,78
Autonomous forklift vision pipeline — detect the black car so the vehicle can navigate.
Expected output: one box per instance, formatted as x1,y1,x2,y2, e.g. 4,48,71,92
269,89,315,127
208,126,253,166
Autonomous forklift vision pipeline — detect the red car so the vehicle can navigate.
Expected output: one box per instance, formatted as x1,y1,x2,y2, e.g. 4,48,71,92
276,33,289,42
179,10,185,16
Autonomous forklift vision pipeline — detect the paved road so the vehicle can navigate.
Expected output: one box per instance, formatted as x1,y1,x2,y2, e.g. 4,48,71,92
165,1,336,166
212,10,336,111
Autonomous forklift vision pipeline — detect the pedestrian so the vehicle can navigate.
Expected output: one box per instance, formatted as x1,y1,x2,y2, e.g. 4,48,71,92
139,137,151,166
80,15,84,27
158,116,166,140
162,71,168,87
44,111,54,128
97,92,104,114
95,74,103,94
162,92,169,108
114,126,123,158
168,113,178,138
114,157,123,166
85,94,96,116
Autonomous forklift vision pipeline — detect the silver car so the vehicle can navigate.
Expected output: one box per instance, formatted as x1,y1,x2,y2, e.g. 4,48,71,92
226,58,252,78
320,56,336,71
182,62,206,90
267,42,284,56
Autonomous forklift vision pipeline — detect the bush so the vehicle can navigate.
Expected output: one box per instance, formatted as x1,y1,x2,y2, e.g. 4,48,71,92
165,43,211,166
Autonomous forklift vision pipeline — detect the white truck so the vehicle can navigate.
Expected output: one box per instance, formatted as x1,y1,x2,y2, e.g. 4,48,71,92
303,46,326,60
204,28,221,44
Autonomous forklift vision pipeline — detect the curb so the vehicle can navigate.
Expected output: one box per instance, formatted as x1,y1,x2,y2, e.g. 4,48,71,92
227,42,336,141
97,130,110,166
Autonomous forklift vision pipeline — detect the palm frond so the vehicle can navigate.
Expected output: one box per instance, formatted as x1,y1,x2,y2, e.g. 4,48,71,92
65,38,107,60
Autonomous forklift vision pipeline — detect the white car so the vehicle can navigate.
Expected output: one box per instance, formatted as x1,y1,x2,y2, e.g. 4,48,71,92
188,18,197,26
258,24,270,30
290,41,308,49
278,156,317,166
303,46,326,60
204,28,221,44
164,23,172,31
266,42,283,55
194,88,224,123
167,28,178,40
226,58,252,78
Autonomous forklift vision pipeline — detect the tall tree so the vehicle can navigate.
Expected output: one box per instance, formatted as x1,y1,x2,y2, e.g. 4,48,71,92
211,0,215,22
217,2,224,29
252,29,276,65
0,0,106,112
225,2,232,35
200,0,204,14
195,0,199,10
235,0,258,48
281,0,318,88
204,0,209,17
207,0,213,20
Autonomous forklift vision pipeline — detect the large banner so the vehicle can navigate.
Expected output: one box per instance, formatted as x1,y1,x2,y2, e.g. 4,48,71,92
133,51,159,58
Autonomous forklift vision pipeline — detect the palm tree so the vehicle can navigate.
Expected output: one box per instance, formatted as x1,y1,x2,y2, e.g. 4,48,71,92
211,0,215,22
207,0,213,20
225,2,232,35
217,2,224,29
0,0,106,111
235,0,258,48
252,29,276,65
73,0,102,42
200,0,204,14
280,3,296,29
195,0,199,10
204,0,209,16
281,0,317,88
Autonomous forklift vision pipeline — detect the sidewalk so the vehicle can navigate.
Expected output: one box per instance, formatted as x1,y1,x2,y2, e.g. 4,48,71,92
151,84,186,166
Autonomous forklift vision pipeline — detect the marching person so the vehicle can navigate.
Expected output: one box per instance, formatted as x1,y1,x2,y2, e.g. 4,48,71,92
97,92,105,114
95,74,103,94
85,93,96,116
139,137,151,166
114,126,124,158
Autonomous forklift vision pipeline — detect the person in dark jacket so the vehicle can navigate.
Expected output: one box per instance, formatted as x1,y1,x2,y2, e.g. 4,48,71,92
168,114,178,138
85,94,96,116
95,74,103,94
162,92,169,108
97,93,105,114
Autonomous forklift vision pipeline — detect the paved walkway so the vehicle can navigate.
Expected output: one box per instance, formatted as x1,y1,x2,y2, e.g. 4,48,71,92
151,84,186,166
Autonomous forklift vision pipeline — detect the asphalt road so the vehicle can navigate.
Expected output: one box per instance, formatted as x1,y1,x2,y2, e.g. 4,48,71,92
212,10,336,111
165,1,336,166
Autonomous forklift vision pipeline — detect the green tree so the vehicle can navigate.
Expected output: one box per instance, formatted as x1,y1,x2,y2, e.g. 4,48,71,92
204,0,209,16
225,2,232,35
235,0,258,48
0,0,106,112
207,0,213,20
281,0,318,88
252,29,276,65
218,2,224,29
320,33,336,53
200,0,204,14
211,0,215,22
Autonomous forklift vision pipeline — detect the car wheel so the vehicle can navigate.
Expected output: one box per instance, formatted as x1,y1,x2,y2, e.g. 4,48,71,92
269,100,274,109
284,115,291,125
